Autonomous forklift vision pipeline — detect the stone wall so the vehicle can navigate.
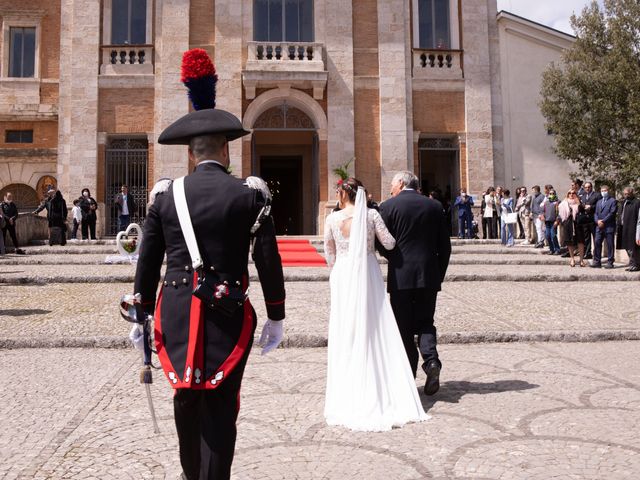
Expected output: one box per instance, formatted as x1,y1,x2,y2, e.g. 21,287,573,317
98,89,155,134
412,91,466,133
353,0,382,200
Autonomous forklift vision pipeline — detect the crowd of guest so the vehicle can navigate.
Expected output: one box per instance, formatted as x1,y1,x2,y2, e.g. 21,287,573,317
466,180,640,271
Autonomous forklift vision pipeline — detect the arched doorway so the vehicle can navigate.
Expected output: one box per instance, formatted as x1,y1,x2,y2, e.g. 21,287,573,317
250,102,319,235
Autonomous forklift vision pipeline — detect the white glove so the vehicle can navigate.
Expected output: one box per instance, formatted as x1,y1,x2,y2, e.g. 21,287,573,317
129,324,145,352
258,319,284,355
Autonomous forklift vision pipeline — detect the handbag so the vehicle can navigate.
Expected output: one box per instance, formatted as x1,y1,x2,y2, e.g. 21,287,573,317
504,212,518,224
173,177,246,317
576,211,591,226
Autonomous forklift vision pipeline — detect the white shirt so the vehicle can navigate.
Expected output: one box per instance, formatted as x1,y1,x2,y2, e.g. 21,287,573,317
72,205,82,222
121,194,129,215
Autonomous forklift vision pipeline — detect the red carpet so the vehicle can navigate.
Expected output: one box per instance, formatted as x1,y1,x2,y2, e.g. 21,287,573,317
277,239,327,267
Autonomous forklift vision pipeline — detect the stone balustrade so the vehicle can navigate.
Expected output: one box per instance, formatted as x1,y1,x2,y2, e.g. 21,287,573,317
246,42,325,69
100,45,154,75
412,49,464,79
243,41,328,100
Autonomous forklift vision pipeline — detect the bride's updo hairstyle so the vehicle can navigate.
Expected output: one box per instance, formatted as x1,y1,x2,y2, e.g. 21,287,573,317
338,177,364,203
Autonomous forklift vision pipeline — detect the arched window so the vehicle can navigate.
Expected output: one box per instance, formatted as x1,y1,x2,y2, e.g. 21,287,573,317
0,183,39,211
418,0,450,49
254,0,314,42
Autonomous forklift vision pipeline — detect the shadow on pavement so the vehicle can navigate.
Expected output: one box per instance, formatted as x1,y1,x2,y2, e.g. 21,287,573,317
421,380,539,410
0,309,52,316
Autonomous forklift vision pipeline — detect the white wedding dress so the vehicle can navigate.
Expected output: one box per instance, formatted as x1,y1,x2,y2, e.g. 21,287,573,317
323,188,428,431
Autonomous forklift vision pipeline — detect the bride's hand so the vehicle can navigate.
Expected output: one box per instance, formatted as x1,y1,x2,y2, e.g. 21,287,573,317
258,319,284,355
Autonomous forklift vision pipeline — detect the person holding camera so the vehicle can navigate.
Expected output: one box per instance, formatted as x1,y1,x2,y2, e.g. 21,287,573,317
115,184,137,232
79,188,98,240
454,188,474,239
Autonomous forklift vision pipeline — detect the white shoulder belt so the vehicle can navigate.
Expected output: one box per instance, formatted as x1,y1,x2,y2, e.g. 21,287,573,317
173,177,203,271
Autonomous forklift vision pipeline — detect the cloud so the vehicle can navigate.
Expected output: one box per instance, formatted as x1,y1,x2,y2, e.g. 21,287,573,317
496,0,604,34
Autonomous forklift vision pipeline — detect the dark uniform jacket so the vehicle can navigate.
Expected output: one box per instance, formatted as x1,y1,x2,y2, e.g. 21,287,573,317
619,197,640,251
134,162,285,390
378,189,451,292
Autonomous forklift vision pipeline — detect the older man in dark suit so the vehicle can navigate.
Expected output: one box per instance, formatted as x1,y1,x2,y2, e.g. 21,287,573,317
378,171,451,395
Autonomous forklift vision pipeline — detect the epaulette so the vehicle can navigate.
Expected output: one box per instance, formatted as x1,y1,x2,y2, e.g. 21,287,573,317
244,176,272,235
149,178,173,205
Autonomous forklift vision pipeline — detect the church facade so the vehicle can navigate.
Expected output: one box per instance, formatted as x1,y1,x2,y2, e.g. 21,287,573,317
0,0,574,236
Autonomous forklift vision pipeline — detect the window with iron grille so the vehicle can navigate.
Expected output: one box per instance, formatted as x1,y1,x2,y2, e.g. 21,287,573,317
254,0,314,42
9,27,36,77
418,0,450,49
112,0,147,45
5,130,34,143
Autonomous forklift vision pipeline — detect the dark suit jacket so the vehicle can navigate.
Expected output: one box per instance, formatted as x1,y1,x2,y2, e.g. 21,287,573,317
134,162,285,388
594,196,618,233
378,190,451,292
580,191,601,219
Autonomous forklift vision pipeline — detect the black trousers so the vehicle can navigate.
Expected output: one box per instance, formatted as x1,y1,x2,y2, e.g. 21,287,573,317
174,338,252,480
81,218,96,239
2,224,19,249
389,288,440,377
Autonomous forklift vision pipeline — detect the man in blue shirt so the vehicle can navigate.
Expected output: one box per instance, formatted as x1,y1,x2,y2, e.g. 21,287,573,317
592,185,618,268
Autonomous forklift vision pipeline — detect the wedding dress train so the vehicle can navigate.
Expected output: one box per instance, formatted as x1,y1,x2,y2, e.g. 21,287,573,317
323,188,428,431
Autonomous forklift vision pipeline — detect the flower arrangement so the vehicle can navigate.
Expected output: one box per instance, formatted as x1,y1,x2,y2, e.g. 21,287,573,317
121,238,138,254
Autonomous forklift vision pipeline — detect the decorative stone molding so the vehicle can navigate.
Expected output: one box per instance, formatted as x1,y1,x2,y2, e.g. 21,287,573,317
243,87,328,140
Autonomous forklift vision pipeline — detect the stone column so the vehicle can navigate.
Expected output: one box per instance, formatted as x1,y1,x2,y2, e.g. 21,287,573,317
153,0,191,182
325,0,355,196
461,0,496,195
57,0,100,200
377,0,414,194
214,0,244,176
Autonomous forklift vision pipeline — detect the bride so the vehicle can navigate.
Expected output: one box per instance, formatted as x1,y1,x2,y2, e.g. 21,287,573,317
323,177,428,431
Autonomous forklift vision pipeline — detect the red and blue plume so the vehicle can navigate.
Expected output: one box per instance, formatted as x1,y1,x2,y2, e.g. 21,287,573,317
181,49,218,111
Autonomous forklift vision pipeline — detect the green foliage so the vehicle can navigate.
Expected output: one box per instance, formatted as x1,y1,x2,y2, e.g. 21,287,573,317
540,0,640,190
332,157,354,181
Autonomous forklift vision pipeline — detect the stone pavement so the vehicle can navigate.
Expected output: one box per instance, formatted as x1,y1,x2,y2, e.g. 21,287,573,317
1,343,639,479
1,280,640,348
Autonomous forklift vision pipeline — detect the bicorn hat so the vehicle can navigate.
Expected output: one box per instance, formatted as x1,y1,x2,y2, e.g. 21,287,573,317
157,49,250,145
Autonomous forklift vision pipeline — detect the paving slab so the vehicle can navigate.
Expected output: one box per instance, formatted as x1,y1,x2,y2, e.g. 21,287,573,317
1,343,639,479
1,281,639,348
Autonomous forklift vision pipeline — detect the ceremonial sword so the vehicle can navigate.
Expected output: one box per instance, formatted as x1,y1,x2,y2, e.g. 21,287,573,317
120,294,160,434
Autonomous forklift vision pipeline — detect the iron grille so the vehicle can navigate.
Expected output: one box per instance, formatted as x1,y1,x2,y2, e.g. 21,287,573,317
105,138,148,236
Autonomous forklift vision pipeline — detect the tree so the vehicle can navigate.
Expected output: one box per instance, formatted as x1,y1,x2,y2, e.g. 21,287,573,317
540,0,640,190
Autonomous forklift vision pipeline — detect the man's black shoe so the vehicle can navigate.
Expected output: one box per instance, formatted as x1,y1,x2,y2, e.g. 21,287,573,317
628,265,640,272
584,254,593,259
561,252,570,258
590,263,602,268
604,263,614,269
423,360,440,396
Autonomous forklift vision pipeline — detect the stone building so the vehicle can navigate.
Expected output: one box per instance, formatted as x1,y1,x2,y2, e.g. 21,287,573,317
0,0,575,237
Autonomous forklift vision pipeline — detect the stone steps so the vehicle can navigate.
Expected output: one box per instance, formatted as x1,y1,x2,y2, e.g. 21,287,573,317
1,263,637,285
0,252,569,266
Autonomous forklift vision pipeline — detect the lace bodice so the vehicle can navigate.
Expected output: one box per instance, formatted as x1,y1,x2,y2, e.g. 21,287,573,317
324,208,396,267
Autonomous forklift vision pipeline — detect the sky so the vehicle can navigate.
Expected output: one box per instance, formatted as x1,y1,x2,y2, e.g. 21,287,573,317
496,0,605,35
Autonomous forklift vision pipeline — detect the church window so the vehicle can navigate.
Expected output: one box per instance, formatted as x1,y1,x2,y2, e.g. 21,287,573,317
418,0,450,49
254,0,314,42
112,0,147,45
9,27,36,77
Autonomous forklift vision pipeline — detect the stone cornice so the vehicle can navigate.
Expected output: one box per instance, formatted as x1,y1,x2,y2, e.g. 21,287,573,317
0,148,57,158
